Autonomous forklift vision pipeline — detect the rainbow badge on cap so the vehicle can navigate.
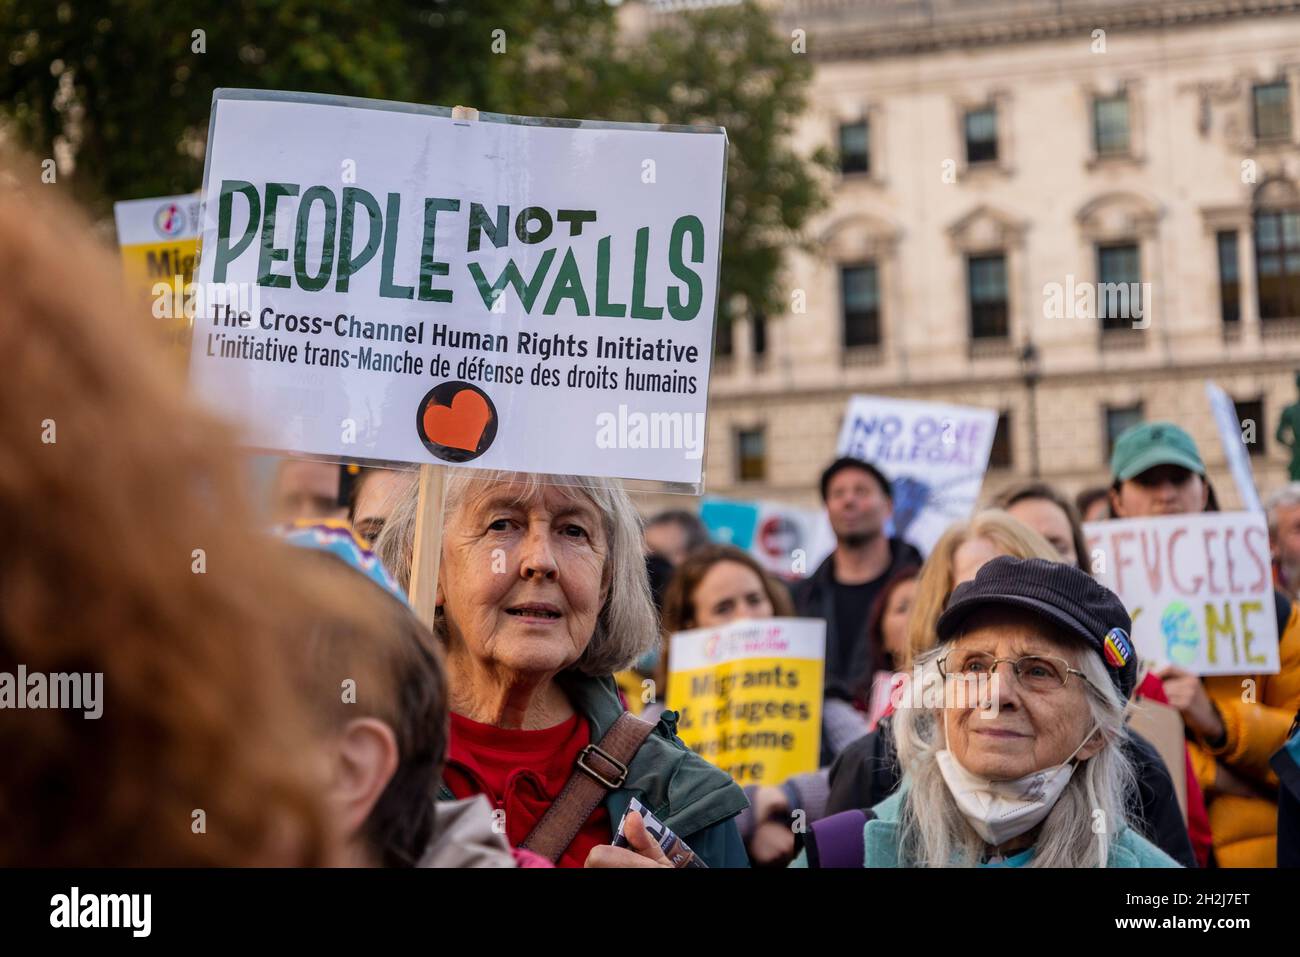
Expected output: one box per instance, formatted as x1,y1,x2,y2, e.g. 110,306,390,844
1103,627,1132,668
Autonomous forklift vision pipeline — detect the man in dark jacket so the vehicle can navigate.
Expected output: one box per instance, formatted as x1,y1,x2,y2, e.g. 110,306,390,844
794,457,923,708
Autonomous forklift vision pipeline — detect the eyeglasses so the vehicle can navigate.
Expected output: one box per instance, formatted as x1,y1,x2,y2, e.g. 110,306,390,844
936,650,1100,695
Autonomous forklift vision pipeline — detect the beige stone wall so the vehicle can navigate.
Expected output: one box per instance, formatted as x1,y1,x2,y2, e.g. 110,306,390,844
657,5,1300,523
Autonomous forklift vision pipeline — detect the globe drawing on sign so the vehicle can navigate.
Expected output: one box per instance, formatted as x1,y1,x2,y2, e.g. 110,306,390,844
887,473,982,540
1161,600,1202,667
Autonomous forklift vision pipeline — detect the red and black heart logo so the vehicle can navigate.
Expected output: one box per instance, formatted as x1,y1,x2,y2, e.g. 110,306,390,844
415,381,498,463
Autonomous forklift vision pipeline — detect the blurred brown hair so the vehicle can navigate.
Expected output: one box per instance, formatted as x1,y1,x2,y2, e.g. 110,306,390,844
659,543,795,635
0,152,341,865
293,550,449,867
990,479,1090,572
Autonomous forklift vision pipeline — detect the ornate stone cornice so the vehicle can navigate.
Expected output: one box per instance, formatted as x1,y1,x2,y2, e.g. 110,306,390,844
777,0,1300,62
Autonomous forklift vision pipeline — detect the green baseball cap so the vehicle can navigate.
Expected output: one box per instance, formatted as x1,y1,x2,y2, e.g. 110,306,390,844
1110,421,1205,482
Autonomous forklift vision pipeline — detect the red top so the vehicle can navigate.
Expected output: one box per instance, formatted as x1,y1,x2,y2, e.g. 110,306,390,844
443,710,612,869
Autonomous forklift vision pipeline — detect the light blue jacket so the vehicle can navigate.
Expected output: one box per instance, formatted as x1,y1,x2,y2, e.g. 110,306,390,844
794,783,1181,868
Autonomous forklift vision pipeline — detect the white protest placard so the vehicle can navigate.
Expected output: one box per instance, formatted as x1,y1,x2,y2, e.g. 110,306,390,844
835,395,998,553
189,90,726,490
1084,512,1279,676
666,617,825,785
1205,381,1263,513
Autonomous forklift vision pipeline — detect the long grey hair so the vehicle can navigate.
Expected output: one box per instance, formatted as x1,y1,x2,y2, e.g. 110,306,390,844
373,469,658,677
891,640,1139,867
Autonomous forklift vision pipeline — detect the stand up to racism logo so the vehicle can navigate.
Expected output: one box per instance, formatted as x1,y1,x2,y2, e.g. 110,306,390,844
416,381,498,463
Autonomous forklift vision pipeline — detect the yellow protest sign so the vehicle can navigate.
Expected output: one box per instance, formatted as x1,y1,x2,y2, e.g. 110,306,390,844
667,617,824,786
113,193,200,353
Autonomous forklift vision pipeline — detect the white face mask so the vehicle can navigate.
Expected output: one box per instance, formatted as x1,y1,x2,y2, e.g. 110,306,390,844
935,722,1098,849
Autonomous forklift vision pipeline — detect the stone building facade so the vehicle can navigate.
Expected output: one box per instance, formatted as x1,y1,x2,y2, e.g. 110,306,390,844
680,0,1300,516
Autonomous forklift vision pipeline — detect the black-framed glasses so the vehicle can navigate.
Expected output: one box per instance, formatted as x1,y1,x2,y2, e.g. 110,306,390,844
937,650,1101,695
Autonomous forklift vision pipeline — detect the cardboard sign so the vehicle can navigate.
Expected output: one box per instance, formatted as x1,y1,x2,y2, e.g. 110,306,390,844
114,193,201,346
1126,697,1188,818
1205,381,1263,513
836,395,997,553
667,617,824,785
1084,512,1279,675
189,90,726,489
699,497,835,580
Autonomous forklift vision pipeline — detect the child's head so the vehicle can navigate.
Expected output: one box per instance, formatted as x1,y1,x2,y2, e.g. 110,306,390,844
281,524,448,867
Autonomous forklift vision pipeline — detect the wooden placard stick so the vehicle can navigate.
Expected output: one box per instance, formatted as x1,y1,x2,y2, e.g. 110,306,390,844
407,463,446,629
406,104,478,628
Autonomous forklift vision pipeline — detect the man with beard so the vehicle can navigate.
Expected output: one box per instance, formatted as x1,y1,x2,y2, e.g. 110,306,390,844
794,457,923,762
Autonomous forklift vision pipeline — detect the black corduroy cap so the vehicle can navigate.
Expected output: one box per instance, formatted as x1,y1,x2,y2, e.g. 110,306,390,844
936,556,1137,700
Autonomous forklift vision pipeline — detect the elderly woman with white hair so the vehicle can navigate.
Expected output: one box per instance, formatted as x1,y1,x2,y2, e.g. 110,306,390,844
797,557,1180,868
376,470,748,868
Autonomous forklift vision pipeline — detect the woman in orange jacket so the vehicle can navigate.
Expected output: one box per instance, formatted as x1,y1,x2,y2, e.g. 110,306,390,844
1109,421,1300,866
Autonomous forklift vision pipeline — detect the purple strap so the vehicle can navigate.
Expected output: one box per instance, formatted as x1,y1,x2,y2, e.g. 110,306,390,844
808,809,871,868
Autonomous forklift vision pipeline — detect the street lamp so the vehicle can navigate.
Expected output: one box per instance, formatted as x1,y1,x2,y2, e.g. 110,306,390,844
1019,340,1041,478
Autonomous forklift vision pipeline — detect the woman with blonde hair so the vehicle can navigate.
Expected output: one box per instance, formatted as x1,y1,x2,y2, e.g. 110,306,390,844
902,510,1060,668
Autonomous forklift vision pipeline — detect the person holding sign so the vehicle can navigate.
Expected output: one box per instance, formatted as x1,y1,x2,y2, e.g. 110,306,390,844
1108,421,1300,866
654,543,796,723
798,558,1179,868
659,545,837,866
374,472,749,868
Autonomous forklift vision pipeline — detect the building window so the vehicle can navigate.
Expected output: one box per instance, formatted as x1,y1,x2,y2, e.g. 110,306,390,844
751,311,767,361
988,411,1012,469
1093,94,1130,157
965,107,998,165
967,253,1008,340
839,120,869,175
1253,81,1291,142
714,314,733,357
1255,209,1300,320
1097,243,1142,331
736,428,766,482
841,263,881,348
1217,231,1240,325
1105,403,1144,461
1234,397,1266,457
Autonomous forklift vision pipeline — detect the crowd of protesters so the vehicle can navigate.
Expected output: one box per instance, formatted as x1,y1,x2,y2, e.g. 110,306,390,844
3,152,1299,869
